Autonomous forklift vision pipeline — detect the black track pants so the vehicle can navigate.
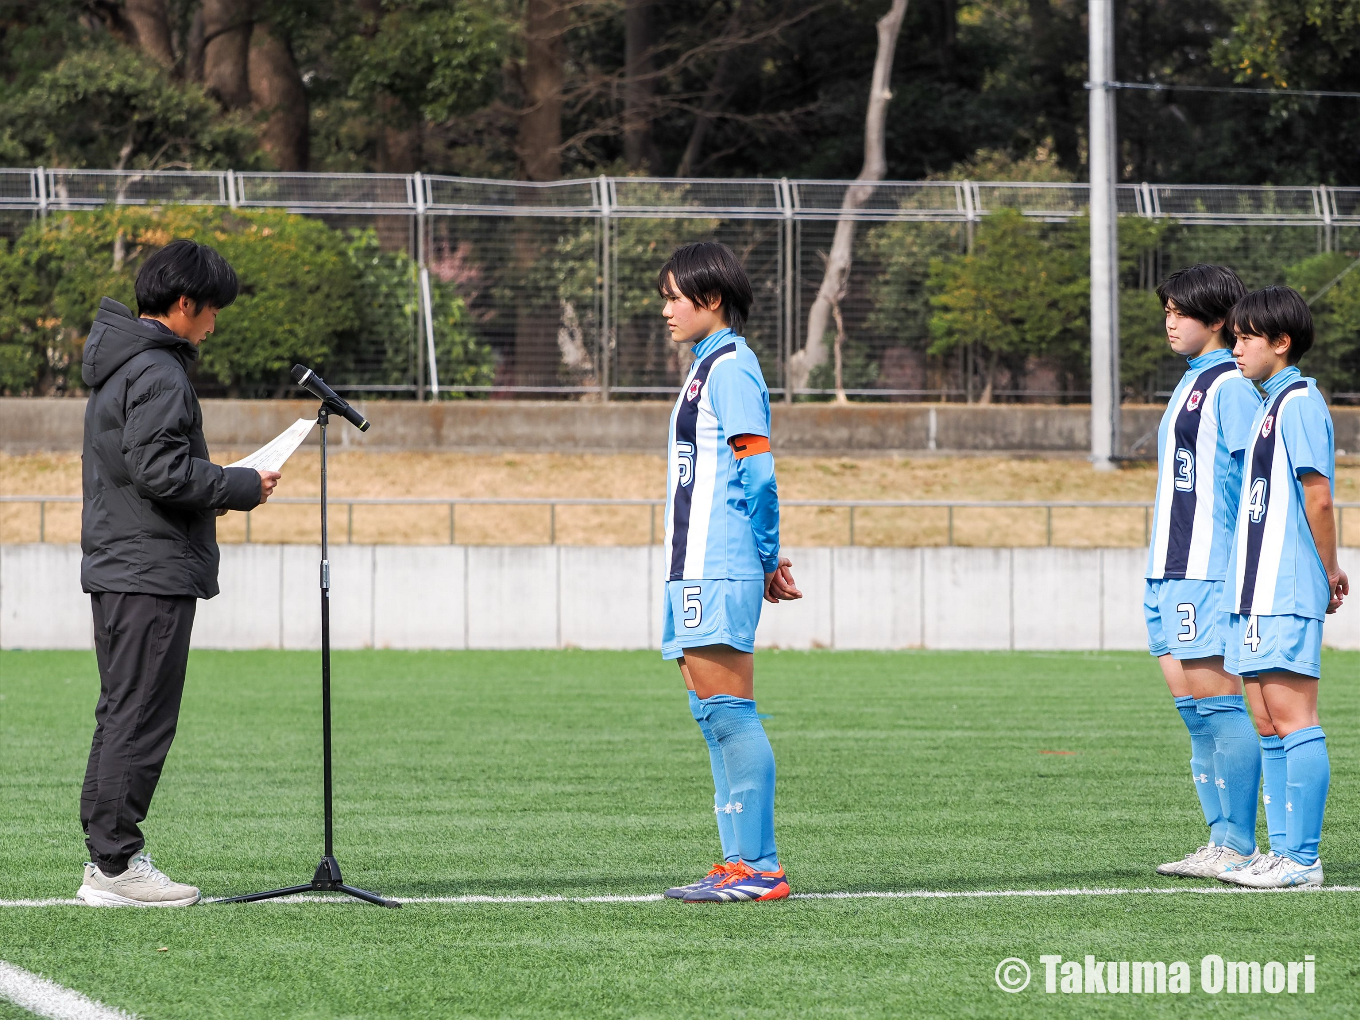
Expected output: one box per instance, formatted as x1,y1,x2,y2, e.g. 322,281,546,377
81,592,196,874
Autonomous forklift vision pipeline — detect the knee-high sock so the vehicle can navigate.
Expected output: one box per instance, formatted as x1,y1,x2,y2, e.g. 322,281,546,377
1196,695,1261,855
688,690,738,862
1282,726,1330,866
1175,696,1226,845
1259,734,1287,853
699,694,779,872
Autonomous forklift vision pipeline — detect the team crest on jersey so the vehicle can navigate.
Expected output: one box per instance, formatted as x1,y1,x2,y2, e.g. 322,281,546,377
686,378,702,401
1261,414,1274,439
1186,390,1203,411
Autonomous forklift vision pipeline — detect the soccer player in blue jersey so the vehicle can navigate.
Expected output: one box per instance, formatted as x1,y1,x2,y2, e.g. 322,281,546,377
1143,264,1267,880
1216,286,1347,889
654,241,802,904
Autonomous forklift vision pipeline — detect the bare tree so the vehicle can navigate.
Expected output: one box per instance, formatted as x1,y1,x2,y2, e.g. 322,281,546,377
623,0,660,171
520,0,568,181
786,0,908,395
675,2,744,177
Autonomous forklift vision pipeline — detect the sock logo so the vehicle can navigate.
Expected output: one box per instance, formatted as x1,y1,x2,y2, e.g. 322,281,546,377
1216,777,1226,790
1196,772,1210,784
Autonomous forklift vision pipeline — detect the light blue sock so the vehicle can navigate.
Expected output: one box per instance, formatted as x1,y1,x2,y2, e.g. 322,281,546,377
1259,734,1287,854
1175,696,1226,845
1282,726,1330,866
1196,695,1261,855
688,690,738,862
699,694,779,872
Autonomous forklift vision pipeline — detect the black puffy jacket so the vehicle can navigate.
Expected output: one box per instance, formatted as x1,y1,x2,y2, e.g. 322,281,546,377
80,298,261,598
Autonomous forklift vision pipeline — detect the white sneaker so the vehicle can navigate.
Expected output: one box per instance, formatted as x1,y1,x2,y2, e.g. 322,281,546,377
1219,852,1323,889
76,851,200,907
1158,844,1255,878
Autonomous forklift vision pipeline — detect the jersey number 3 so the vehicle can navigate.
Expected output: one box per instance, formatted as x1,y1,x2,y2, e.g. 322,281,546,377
1174,449,1195,492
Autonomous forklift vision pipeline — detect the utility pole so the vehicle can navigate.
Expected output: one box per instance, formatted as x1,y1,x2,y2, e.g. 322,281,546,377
1088,0,1120,470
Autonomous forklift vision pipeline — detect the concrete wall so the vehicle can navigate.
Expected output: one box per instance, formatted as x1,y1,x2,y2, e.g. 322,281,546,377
0,397,1211,457
8,543,1360,652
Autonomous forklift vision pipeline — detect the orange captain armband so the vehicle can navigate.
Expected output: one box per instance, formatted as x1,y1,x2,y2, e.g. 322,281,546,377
729,434,771,459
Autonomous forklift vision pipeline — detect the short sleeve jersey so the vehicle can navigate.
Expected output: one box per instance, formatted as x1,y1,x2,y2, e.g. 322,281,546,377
664,328,772,581
1225,366,1335,619
1146,348,1261,580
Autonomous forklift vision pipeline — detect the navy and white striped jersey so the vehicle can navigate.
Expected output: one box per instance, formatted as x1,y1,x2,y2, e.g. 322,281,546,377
1146,349,1261,580
664,328,775,581
1226,366,1335,619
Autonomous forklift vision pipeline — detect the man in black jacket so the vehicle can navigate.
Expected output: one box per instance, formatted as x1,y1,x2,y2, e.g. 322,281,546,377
76,239,280,907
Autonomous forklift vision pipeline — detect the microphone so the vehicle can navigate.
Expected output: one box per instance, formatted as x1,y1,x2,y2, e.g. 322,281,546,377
291,364,371,432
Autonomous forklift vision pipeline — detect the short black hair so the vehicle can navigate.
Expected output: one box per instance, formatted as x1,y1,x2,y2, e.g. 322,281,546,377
657,241,753,335
134,238,239,316
1155,263,1246,326
1228,285,1315,365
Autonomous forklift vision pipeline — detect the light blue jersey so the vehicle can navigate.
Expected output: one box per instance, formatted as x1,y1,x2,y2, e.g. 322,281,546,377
664,328,778,581
1225,366,1334,620
1146,348,1261,580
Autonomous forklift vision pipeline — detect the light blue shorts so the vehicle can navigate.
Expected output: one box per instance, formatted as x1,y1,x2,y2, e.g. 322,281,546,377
1223,613,1323,679
1144,578,1228,659
660,578,764,660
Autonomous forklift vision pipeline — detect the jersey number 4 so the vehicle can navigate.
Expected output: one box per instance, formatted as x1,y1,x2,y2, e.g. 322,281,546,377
675,442,695,487
1243,615,1263,653
1247,478,1268,524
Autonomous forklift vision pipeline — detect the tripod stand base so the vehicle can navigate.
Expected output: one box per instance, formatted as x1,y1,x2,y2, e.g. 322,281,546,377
216,856,401,908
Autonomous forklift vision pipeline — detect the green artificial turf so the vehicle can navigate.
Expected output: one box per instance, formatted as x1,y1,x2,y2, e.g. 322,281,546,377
1,648,1358,1018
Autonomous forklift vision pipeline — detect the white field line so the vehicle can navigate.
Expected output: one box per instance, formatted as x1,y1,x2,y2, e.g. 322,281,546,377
4,885,1360,908
0,961,135,1020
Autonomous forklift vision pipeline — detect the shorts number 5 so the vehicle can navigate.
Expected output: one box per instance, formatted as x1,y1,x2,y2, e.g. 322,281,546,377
682,586,703,629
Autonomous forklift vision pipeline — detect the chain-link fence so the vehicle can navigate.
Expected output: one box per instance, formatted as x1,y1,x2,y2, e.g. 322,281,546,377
4,168,1356,400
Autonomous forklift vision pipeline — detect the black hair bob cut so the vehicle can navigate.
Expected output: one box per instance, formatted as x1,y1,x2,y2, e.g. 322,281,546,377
1155,263,1246,326
1228,285,1315,365
657,241,753,335
134,238,239,317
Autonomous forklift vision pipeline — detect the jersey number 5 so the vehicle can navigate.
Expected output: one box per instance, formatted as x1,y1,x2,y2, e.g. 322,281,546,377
1174,449,1195,492
675,442,695,487
1247,478,1268,524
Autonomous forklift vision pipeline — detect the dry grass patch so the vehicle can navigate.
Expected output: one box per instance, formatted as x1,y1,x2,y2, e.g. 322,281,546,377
7,449,1360,548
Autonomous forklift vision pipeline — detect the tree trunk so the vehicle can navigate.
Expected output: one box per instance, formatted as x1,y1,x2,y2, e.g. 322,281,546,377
202,0,254,110
125,0,176,69
185,7,207,82
249,24,309,171
623,0,660,172
675,3,744,177
519,0,567,181
786,0,908,396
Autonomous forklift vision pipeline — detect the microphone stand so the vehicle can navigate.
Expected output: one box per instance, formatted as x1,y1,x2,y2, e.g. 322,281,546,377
219,404,399,908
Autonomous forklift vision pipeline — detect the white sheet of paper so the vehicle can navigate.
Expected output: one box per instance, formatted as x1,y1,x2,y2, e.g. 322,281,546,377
227,418,315,473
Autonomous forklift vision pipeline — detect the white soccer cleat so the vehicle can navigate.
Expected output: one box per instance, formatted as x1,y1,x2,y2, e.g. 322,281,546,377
76,851,200,907
1157,844,1254,878
1156,843,1218,877
1218,852,1323,889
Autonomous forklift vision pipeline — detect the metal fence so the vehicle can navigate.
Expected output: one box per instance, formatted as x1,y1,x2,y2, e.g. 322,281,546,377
4,168,1358,400
8,493,1360,549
